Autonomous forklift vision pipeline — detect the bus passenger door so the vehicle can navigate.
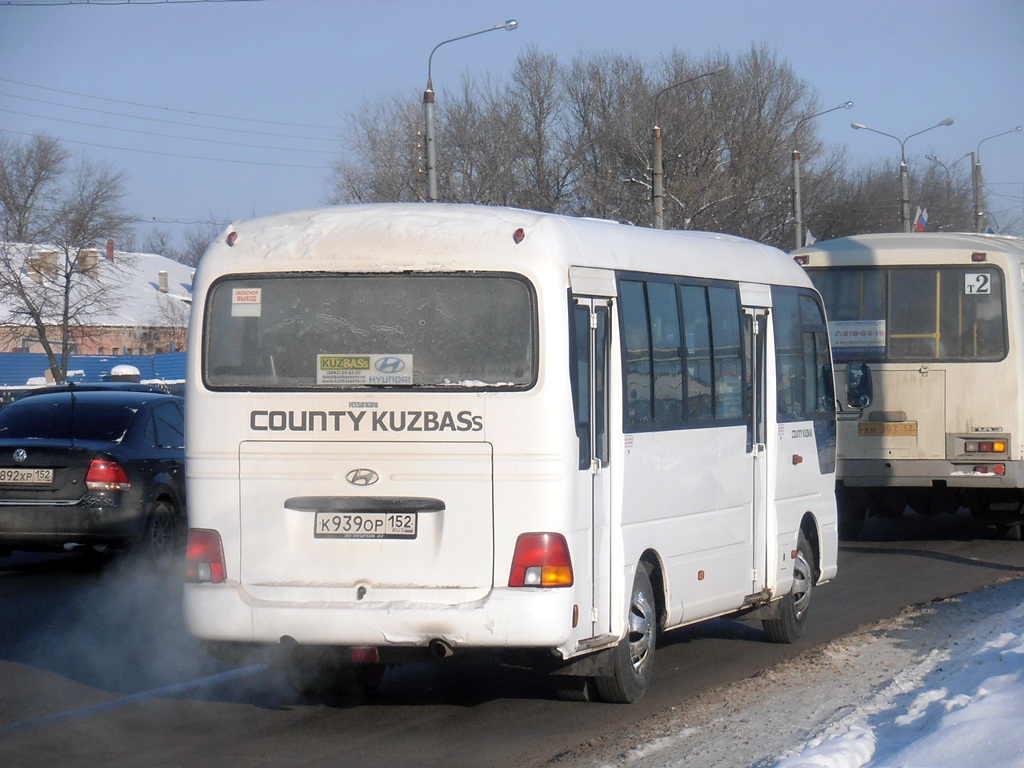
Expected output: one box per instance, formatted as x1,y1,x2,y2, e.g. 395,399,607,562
745,306,770,597
573,297,612,637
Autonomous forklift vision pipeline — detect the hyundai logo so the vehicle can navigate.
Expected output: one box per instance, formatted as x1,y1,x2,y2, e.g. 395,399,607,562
12,449,27,463
346,468,379,486
375,357,405,374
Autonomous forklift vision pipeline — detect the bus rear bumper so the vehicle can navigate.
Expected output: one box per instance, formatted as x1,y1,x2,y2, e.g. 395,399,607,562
838,458,1024,489
183,582,578,656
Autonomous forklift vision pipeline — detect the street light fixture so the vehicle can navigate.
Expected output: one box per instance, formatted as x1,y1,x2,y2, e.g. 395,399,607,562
926,152,971,208
851,117,954,232
423,19,518,202
791,100,853,250
652,64,727,229
973,126,1022,232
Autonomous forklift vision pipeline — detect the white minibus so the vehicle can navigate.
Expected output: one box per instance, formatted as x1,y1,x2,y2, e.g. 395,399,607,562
795,232,1024,538
184,204,843,703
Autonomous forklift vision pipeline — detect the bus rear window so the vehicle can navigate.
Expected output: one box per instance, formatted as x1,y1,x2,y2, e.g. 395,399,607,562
808,266,1007,363
203,274,535,390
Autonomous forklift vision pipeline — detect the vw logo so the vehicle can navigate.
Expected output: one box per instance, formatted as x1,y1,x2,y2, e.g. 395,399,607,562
374,357,405,374
346,468,379,486
12,449,27,463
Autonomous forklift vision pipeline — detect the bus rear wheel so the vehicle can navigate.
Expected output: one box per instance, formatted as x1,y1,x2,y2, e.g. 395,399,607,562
763,531,814,644
594,565,656,703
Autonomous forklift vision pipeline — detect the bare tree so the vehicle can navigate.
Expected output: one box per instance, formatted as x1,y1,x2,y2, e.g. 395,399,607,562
563,52,652,223
142,227,176,258
0,133,132,382
811,158,976,240
176,218,226,267
324,46,966,248
152,291,190,352
0,133,69,243
328,94,425,204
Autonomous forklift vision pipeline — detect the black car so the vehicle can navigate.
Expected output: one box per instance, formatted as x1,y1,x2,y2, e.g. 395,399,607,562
0,387,186,560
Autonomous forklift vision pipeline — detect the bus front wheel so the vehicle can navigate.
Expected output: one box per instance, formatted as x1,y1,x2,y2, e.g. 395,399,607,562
594,565,656,704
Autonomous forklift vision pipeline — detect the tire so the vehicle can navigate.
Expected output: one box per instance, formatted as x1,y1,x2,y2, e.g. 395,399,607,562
763,531,814,644
594,566,656,704
137,499,179,561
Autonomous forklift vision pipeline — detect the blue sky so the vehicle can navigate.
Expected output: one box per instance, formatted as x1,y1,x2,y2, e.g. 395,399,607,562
1,0,1021,247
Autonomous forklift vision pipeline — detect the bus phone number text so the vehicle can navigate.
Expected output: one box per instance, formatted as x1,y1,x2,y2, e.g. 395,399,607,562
314,511,418,539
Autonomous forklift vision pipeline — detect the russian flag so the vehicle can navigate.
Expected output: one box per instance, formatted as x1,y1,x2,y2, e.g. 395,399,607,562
914,207,929,232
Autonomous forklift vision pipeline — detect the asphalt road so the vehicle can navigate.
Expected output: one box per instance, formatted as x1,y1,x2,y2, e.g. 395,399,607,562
2,511,1023,768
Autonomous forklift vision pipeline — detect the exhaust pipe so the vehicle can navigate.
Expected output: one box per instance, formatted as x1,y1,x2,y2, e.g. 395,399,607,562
429,638,454,659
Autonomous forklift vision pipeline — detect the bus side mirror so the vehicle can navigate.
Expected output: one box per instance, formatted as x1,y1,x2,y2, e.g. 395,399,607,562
845,362,873,409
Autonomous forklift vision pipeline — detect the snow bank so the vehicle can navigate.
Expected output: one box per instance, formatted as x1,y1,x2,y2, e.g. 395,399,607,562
774,586,1024,768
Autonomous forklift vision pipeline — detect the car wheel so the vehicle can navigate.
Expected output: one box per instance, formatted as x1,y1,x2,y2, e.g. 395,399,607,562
763,530,814,644
594,565,656,703
139,499,179,560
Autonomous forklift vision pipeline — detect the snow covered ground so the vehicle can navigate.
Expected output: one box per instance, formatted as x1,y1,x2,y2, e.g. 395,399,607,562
773,577,1024,768
578,576,1024,768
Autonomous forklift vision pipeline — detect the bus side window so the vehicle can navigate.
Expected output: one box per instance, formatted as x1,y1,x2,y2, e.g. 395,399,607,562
680,284,713,421
572,304,591,470
708,285,743,420
647,281,683,427
620,280,653,428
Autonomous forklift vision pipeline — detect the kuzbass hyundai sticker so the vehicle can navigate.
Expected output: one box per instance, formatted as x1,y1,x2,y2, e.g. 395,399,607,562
249,408,483,433
317,354,413,385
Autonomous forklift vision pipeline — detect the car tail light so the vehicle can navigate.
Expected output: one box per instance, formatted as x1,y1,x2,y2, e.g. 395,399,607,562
185,529,227,583
509,532,573,587
85,459,131,491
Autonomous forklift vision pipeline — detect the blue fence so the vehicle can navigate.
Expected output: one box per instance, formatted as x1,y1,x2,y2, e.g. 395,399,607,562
0,352,186,402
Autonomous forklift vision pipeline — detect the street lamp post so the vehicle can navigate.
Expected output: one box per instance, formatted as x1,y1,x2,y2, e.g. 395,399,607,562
423,19,518,202
926,152,971,214
791,100,853,250
652,65,727,229
851,117,954,232
973,126,1022,232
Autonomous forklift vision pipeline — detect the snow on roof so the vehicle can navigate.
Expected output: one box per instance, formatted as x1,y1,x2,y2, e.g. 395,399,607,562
0,244,194,328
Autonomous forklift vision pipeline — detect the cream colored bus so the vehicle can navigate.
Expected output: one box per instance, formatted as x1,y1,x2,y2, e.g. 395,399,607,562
795,232,1024,538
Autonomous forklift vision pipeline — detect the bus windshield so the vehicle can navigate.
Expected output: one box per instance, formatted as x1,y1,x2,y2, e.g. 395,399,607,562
203,273,535,390
808,266,1007,363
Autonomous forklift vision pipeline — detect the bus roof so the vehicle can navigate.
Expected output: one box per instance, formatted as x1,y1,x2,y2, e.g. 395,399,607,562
196,203,810,290
793,232,1024,267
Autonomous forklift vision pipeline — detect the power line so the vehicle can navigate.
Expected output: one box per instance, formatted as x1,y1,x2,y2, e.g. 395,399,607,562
0,128,330,170
0,90,338,142
0,106,336,156
0,76,339,133
1,0,263,6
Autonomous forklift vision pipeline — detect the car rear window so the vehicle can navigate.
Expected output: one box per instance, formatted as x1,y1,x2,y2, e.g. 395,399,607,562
0,400,138,442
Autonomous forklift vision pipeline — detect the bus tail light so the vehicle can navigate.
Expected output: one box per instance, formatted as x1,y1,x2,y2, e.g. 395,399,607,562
509,533,573,587
965,440,1007,453
185,529,227,583
970,464,1006,476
